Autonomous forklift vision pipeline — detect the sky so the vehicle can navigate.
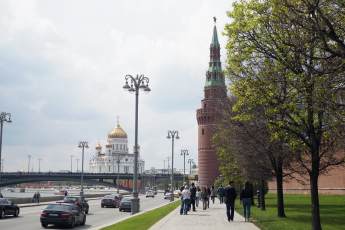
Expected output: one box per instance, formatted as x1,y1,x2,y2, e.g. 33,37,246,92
0,0,234,172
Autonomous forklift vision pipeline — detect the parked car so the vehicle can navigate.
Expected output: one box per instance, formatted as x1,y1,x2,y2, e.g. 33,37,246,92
0,198,20,218
40,203,86,228
101,194,121,208
119,197,132,212
57,196,89,214
164,192,172,200
146,190,155,198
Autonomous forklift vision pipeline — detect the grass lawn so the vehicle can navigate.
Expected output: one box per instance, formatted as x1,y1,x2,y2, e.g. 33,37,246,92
235,193,345,230
101,201,180,230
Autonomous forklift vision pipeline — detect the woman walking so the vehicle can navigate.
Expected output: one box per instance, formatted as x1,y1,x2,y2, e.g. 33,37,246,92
240,181,254,222
210,185,217,204
181,185,191,215
201,187,208,210
195,187,201,208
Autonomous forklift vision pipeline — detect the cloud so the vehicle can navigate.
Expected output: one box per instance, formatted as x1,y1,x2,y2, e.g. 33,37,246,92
0,0,233,172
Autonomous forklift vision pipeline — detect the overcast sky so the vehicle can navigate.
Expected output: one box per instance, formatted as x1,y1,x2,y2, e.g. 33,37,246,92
0,0,233,172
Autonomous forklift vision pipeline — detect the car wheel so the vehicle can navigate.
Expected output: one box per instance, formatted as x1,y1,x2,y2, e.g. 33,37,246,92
119,208,122,212
0,209,4,219
81,216,86,226
101,205,104,208
14,209,19,217
41,223,48,228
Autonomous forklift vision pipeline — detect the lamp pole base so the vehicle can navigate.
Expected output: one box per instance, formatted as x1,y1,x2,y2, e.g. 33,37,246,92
131,197,140,214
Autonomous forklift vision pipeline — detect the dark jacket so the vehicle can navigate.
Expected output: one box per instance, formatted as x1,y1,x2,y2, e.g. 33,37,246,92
217,187,225,196
190,186,196,199
224,186,237,204
240,187,254,200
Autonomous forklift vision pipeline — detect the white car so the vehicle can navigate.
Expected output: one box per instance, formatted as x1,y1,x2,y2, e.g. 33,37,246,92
164,192,172,199
146,190,155,198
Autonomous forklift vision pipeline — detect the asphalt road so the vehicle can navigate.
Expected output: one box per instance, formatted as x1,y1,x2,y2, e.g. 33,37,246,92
0,194,170,230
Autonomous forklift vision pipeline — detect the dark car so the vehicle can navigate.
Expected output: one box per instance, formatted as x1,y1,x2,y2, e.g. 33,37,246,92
101,194,121,208
0,198,20,218
119,197,132,212
40,203,86,228
58,196,89,214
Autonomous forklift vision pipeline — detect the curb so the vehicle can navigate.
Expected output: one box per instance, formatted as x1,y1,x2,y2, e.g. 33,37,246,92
89,200,179,230
18,197,103,208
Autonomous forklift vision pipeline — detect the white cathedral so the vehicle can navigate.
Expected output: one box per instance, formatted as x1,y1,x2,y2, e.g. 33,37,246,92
89,120,145,174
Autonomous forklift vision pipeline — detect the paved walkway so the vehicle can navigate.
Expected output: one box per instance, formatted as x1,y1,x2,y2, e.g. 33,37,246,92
150,201,260,230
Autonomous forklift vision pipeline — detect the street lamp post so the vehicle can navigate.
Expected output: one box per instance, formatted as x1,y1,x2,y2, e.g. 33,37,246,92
78,141,88,200
167,130,179,201
76,158,79,172
38,158,42,173
123,74,151,214
28,155,32,173
0,112,11,190
70,155,74,172
187,158,194,175
180,149,189,184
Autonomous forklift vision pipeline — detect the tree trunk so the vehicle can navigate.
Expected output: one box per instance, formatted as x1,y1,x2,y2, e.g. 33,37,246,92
260,179,266,211
276,165,286,217
310,165,322,230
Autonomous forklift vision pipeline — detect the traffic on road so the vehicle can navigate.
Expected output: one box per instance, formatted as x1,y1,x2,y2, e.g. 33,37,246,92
0,191,169,230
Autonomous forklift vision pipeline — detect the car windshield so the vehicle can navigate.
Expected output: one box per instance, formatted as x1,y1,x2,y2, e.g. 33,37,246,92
0,199,9,204
122,197,132,202
45,204,73,211
104,195,114,199
64,197,79,202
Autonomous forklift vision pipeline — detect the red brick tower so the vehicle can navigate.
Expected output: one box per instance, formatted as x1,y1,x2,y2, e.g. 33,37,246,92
196,19,227,187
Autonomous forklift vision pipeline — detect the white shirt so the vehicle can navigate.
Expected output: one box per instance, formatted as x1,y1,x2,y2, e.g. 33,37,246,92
182,189,191,200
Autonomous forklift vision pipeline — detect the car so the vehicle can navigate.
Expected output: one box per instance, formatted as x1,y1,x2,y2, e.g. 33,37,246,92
101,194,121,208
173,190,181,198
164,192,172,200
57,196,89,214
40,203,86,228
0,198,20,218
119,197,132,212
146,190,155,198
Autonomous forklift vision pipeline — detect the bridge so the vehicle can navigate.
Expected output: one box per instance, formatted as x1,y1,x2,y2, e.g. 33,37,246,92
0,172,185,188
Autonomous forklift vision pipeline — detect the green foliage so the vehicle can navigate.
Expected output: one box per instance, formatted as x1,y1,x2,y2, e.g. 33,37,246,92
101,201,180,230
235,194,345,230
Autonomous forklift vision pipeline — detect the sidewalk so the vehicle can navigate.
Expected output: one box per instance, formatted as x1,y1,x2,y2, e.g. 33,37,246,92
150,201,260,230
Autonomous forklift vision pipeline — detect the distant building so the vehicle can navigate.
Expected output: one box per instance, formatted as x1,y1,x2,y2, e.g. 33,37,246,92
89,120,145,174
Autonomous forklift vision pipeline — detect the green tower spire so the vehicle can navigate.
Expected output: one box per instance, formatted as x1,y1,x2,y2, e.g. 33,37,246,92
205,17,225,88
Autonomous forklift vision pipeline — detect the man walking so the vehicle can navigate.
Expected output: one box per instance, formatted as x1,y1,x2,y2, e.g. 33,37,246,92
190,183,196,211
224,181,237,222
217,185,225,204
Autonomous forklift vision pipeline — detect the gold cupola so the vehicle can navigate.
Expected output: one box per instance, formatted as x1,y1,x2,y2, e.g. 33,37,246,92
95,142,102,150
108,118,127,139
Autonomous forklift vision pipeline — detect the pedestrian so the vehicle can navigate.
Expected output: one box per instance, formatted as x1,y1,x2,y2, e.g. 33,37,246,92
189,183,196,211
37,192,41,204
224,181,237,222
217,185,225,204
210,185,216,204
240,181,254,222
195,186,201,208
206,186,211,208
181,185,191,215
64,190,68,197
201,187,208,210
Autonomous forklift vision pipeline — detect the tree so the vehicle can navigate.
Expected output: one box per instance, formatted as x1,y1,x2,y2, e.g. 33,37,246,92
214,98,294,217
224,1,345,229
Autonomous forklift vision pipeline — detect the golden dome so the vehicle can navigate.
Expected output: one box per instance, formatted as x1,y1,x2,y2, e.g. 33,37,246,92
108,124,127,139
95,142,102,150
